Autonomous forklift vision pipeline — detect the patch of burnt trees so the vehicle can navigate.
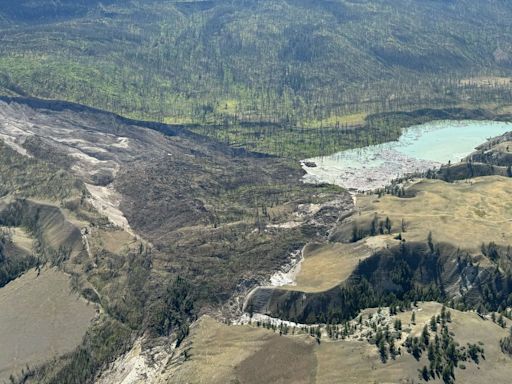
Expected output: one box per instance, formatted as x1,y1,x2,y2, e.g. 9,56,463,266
145,276,196,347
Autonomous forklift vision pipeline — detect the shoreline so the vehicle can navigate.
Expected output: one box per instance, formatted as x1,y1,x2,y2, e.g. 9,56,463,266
301,119,512,192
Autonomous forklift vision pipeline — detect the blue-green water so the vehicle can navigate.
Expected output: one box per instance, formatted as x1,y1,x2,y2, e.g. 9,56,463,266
303,120,512,191
395,120,512,163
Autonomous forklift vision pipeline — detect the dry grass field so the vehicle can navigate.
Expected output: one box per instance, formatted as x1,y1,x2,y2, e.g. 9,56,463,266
493,141,512,153
0,268,96,381
282,235,398,293
355,176,512,252
169,302,512,384
169,316,316,384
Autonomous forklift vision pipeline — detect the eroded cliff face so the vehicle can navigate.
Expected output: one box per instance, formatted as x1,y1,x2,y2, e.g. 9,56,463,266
256,240,511,325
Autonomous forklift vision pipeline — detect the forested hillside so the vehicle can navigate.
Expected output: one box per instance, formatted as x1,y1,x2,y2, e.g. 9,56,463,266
1,0,511,129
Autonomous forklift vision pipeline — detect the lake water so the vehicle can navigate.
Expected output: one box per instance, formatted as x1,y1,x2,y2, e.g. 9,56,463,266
302,120,512,191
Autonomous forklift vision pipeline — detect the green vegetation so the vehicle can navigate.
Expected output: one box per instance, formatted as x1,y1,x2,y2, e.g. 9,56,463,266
1,1,512,157
192,119,405,158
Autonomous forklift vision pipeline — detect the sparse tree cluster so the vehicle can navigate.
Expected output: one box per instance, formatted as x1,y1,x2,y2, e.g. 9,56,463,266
405,308,485,384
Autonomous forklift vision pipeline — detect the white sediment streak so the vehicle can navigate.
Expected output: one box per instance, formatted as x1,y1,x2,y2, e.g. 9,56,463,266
235,312,309,329
85,183,134,235
269,249,303,287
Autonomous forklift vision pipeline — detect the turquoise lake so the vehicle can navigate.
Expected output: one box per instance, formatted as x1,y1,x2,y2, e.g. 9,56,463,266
302,120,512,191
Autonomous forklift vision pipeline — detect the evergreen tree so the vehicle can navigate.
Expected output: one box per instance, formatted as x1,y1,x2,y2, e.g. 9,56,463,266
378,339,388,363
422,325,430,347
420,365,430,381
385,217,392,234
430,316,438,332
427,231,434,253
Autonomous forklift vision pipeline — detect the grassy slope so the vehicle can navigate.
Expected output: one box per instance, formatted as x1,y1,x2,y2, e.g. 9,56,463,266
275,176,512,297
170,302,512,384
281,235,398,293
171,316,317,384
0,268,96,382
353,176,512,252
